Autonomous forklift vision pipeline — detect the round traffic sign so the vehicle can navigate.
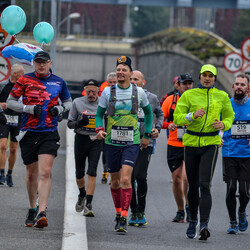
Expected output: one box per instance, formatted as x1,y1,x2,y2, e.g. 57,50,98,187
223,52,244,73
241,37,250,62
241,64,250,75
0,54,11,83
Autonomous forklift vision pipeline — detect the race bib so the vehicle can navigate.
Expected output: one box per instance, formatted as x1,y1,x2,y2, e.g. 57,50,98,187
6,115,19,126
231,120,250,139
177,126,187,141
111,126,134,145
137,108,144,123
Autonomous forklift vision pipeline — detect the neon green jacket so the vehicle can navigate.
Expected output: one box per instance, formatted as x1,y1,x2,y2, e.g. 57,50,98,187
173,87,234,147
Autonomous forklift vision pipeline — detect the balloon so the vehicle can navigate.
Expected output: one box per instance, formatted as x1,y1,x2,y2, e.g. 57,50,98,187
0,5,26,35
2,43,42,66
33,22,54,44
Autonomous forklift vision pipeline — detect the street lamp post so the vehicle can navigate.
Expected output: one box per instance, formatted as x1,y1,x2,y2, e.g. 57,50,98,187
57,12,81,33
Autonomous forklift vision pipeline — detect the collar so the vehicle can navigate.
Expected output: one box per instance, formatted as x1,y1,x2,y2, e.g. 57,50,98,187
233,95,249,105
198,83,214,89
35,71,51,79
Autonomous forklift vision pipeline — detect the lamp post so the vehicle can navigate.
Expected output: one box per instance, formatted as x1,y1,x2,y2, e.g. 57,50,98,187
57,12,80,35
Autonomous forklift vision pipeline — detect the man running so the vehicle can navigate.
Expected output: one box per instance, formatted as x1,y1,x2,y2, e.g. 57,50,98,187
174,64,234,240
128,70,163,226
95,56,153,233
222,74,250,234
161,73,193,223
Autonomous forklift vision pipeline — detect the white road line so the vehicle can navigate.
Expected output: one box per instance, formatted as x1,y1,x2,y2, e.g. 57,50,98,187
62,128,88,250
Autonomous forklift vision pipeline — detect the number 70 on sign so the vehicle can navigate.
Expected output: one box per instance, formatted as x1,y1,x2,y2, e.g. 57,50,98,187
223,52,244,73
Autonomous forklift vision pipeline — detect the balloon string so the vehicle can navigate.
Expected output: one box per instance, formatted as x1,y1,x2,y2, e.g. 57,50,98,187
41,41,45,49
14,36,21,43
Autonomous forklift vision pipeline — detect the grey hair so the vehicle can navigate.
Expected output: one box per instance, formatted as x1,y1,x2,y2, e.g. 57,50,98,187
11,64,24,76
106,72,116,81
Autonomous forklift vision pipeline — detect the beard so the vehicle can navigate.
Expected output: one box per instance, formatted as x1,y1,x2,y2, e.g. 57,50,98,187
234,91,245,100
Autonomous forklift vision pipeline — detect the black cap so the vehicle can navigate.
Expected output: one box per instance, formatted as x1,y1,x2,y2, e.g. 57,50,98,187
116,56,132,71
84,79,99,88
34,51,51,61
178,73,193,83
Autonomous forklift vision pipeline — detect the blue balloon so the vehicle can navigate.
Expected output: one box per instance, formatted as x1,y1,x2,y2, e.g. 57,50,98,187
33,22,54,44
0,5,26,35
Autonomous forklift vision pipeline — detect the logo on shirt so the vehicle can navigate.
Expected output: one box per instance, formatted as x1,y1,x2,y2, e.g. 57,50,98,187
46,82,61,86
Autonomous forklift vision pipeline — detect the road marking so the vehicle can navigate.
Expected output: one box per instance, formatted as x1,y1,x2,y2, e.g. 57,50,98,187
62,128,88,250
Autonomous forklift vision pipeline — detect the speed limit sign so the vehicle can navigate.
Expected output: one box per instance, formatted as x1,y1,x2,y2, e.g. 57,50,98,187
223,52,244,73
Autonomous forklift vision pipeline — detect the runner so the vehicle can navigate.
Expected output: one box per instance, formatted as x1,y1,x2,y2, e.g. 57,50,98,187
161,73,193,223
174,64,234,240
222,74,250,234
95,56,153,233
68,79,101,217
128,70,163,226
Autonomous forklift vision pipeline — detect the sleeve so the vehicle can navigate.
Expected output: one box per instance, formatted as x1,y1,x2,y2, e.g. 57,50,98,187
153,96,164,131
59,80,71,101
95,106,106,128
98,87,109,109
139,88,149,108
161,96,172,129
6,94,25,113
221,95,235,131
142,104,153,135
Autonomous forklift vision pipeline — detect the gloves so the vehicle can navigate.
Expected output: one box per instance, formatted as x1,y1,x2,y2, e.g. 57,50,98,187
49,107,59,117
57,113,64,122
75,116,89,128
0,112,7,125
33,105,43,116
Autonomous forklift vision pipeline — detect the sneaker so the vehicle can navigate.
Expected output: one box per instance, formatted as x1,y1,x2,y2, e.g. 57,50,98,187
114,214,121,231
34,211,48,228
84,203,94,217
185,205,191,222
0,174,5,185
172,210,185,223
6,175,13,187
186,220,198,239
101,172,109,184
238,211,248,232
116,217,127,233
75,195,86,212
227,221,239,234
199,222,210,241
25,208,38,227
128,213,138,226
137,212,148,226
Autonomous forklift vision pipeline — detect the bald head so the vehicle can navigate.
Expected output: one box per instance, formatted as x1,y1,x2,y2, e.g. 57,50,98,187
130,70,146,87
10,64,24,83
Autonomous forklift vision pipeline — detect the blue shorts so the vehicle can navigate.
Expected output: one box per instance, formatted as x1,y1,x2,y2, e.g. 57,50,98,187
104,144,140,173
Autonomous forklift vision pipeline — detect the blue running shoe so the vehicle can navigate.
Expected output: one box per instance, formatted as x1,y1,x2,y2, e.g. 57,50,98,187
0,174,5,185
137,212,148,226
199,222,210,241
116,217,127,233
6,175,13,187
238,211,248,232
186,220,198,239
227,221,238,234
185,205,191,223
128,213,138,226
173,210,185,223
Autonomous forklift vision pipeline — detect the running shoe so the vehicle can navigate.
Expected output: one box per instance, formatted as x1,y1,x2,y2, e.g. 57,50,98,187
137,212,148,226
238,211,248,232
114,214,121,231
75,195,86,212
101,172,109,184
128,213,138,226
0,174,5,185
186,219,198,239
34,211,48,228
6,174,13,187
199,222,210,241
227,221,238,234
172,210,185,223
185,205,191,222
84,203,94,217
116,217,127,233
25,208,38,227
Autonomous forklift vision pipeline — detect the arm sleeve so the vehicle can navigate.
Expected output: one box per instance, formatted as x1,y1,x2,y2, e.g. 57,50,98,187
142,104,153,134
161,96,171,129
60,97,72,113
153,97,164,131
6,94,26,113
67,101,78,129
95,106,106,128
221,96,235,131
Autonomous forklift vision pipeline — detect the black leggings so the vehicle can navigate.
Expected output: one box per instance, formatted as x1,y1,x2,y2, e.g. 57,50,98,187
185,145,218,223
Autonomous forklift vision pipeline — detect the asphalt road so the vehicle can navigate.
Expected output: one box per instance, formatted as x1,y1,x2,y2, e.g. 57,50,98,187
1,123,250,250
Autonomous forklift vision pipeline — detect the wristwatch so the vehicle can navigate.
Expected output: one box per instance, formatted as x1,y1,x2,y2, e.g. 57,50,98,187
144,133,151,138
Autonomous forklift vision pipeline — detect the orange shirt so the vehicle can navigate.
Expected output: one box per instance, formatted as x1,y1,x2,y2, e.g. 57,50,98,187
161,94,184,147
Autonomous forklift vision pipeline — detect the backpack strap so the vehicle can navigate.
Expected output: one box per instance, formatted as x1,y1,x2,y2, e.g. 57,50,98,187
131,83,138,114
169,93,178,122
107,85,116,117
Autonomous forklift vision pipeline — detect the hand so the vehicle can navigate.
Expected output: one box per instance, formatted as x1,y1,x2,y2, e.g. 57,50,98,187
212,119,225,131
49,107,59,117
168,123,177,132
96,130,107,140
0,112,7,125
194,108,205,119
75,116,89,128
151,128,159,139
33,105,42,116
141,137,149,149
0,103,7,110
57,113,64,122
219,138,224,147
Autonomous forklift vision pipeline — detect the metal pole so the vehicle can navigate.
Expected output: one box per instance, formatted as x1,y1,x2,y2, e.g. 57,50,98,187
50,0,57,72
38,0,43,22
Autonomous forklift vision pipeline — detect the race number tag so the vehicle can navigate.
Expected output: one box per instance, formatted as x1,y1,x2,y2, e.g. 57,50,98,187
137,108,144,123
231,120,250,139
177,126,187,141
111,126,134,145
6,115,18,126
